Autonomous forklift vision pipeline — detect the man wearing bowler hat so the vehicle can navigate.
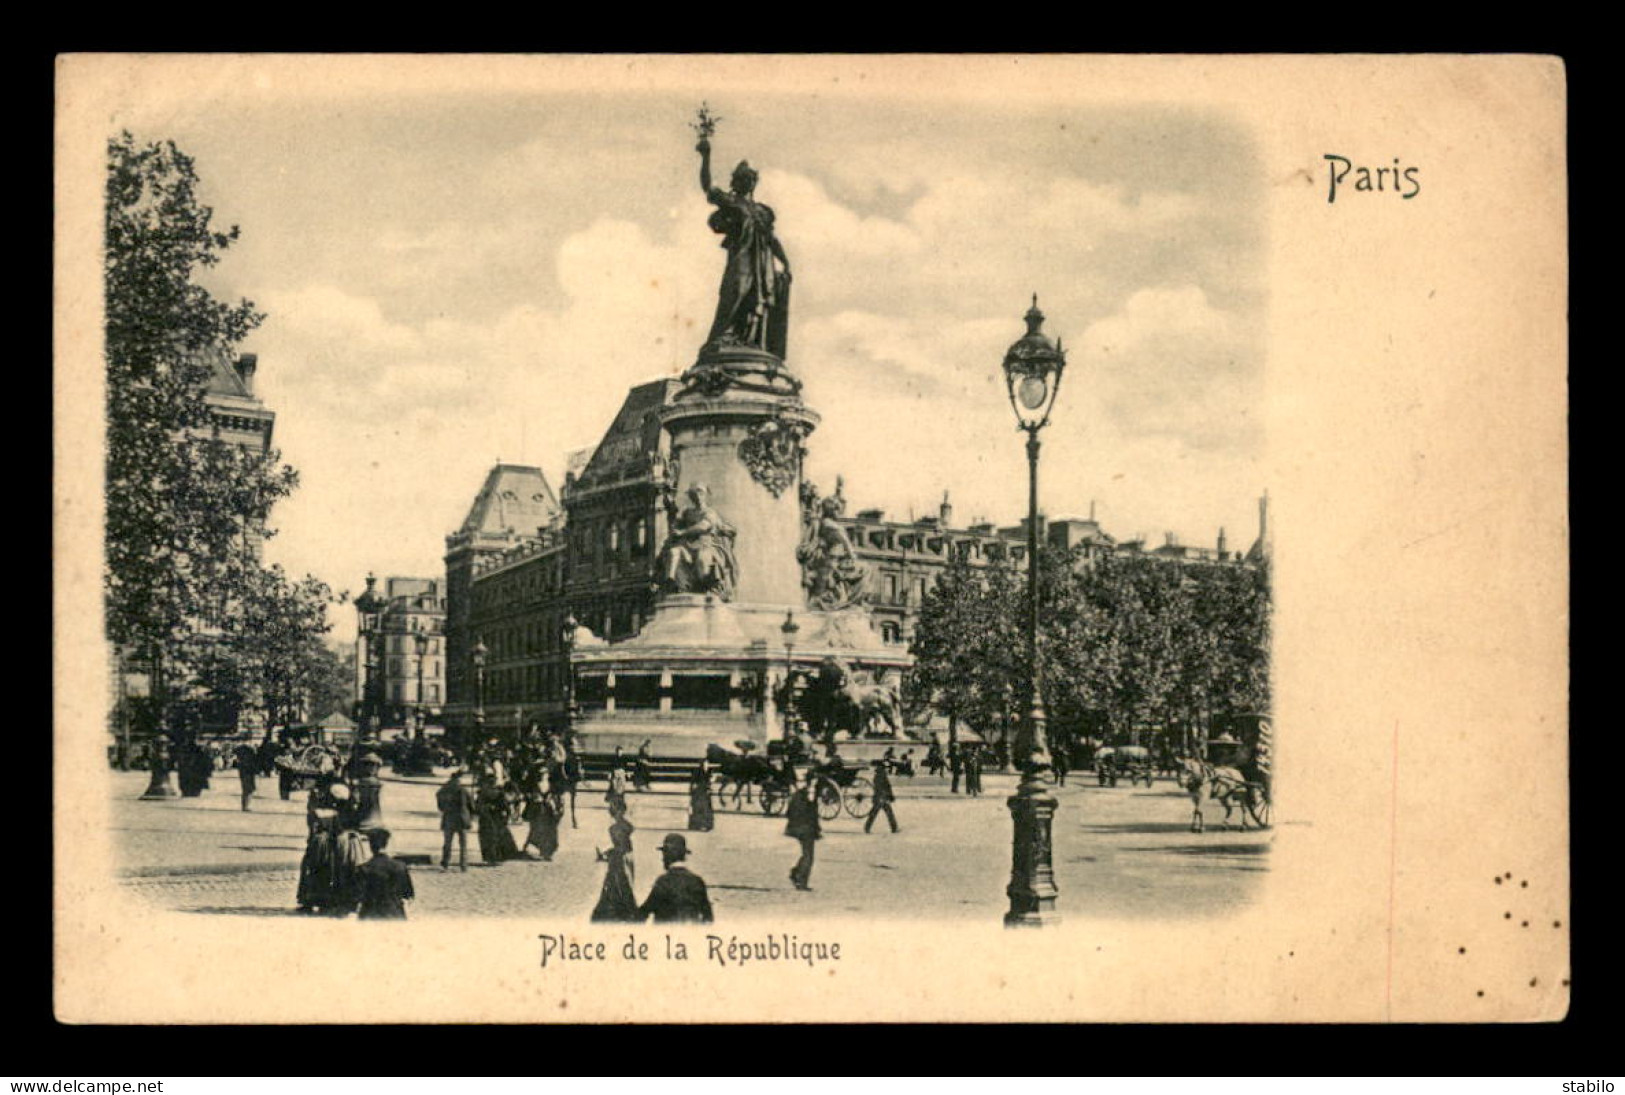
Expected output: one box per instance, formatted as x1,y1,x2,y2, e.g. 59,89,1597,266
638,833,713,924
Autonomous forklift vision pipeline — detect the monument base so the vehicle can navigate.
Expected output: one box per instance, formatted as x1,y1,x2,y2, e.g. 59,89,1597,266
570,595,910,757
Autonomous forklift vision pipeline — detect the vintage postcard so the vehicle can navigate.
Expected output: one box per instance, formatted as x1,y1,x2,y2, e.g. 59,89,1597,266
54,54,1568,1023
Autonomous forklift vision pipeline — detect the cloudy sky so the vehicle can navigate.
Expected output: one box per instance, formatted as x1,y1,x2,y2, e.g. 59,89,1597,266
114,73,1267,642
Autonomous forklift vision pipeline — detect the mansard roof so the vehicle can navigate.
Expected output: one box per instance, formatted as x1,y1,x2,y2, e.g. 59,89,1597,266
457,464,561,537
572,378,681,489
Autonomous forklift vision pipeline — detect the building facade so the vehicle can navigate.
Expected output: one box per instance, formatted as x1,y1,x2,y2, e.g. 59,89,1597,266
442,375,1267,746
356,576,448,729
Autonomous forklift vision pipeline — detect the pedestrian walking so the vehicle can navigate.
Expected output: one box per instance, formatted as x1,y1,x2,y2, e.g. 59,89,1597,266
476,775,522,864
355,828,415,920
297,782,366,916
605,762,629,817
1053,739,1070,786
949,741,962,794
863,759,900,834
1184,765,1207,833
522,775,561,861
436,768,477,872
965,745,983,797
633,738,655,792
234,742,258,811
591,800,639,922
561,748,583,829
638,834,713,924
785,768,821,890
687,760,715,832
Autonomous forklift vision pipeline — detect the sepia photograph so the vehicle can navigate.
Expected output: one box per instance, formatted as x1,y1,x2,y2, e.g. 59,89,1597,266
54,54,1566,1024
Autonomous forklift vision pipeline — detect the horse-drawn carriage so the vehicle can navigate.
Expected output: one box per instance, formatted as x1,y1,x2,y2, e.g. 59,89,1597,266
707,744,875,820
273,742,340,799
1181,745,1272,830
1094,744,1155,787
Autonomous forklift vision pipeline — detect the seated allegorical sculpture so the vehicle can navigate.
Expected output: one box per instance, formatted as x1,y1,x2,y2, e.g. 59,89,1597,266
797,479,869,611
658,484,739,601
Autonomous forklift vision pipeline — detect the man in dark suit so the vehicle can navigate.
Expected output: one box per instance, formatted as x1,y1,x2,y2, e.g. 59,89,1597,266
233,743,259,811
863,759,900,834
785,768,821,890
638,834,713,923
356,828,415,920
436,769,477,872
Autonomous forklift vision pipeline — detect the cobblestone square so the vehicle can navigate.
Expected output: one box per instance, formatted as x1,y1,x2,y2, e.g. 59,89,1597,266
115,768,1270,921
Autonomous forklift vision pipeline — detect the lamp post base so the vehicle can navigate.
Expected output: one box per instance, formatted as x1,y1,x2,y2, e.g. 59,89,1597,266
1004,771,1060,927
354,778,384,831
140,771,178,799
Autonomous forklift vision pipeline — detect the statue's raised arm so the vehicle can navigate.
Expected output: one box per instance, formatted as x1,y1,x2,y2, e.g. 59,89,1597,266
697,135,718,198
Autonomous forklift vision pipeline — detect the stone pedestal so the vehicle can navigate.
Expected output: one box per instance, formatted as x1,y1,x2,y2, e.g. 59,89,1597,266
660,398,818,607
568,336,910,757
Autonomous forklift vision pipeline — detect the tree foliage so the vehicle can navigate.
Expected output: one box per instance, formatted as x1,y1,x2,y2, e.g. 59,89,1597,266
911,549,1271,748
104,132,321,736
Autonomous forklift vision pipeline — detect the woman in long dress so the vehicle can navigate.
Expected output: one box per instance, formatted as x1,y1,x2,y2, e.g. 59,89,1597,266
687,761,715,832
476,777,521,864
590,801,638,922
522,775,561,861
297,782,366,915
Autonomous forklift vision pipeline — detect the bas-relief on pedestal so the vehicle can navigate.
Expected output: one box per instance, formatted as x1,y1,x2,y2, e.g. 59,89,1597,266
566,114,911,757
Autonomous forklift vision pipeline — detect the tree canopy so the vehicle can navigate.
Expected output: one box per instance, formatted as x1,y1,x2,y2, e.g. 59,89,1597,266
105,132,336,737
910,548,1271,751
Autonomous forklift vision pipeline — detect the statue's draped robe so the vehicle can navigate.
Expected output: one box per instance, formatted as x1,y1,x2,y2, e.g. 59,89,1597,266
662,502,738,600
707,188,789,357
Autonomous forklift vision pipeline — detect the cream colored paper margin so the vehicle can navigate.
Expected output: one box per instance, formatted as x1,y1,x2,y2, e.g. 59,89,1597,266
54,54,1568,1024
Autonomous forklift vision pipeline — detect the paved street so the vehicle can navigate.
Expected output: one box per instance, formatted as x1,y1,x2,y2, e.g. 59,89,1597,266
114,768,1270,921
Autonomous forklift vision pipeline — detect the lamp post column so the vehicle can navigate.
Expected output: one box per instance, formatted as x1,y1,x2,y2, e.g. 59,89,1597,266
780,610,799,742
472,635,488,761
1005,427,1059,925
999,295,1066,928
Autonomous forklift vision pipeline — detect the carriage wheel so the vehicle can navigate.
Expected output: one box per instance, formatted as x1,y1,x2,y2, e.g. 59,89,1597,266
760,785,787,816
815,778,842,820
1245,787,1272,829
843,775,874,818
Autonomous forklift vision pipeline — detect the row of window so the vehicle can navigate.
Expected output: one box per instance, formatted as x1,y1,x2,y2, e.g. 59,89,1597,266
380,634,443,656
387,682,441,703
471,557,567,612
571,514,651,568
385,657,442,679
481,661,567,706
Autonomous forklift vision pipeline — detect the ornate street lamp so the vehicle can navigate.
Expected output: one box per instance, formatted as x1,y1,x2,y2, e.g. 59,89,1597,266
353,573,386,741
1000,294,1067,927
472,634,488,743
413,630,430,742
780,609,800,736
561,614,578,727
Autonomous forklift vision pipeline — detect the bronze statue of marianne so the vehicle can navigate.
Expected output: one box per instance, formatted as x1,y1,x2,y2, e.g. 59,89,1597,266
658,484,740,601
696,129,791,358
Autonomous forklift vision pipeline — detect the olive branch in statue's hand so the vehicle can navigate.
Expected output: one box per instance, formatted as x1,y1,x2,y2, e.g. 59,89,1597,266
692,102,722,151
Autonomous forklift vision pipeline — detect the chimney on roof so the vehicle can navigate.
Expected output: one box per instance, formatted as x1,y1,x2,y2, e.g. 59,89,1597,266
235,353,258,394
1089,499,1096,522
1165,531,1178,547
1217,527,1228,557
939,491,953,527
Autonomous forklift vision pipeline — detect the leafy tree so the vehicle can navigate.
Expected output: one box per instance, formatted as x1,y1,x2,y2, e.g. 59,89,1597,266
912,545,1272,759
104,132,301,738
195,568,347,729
